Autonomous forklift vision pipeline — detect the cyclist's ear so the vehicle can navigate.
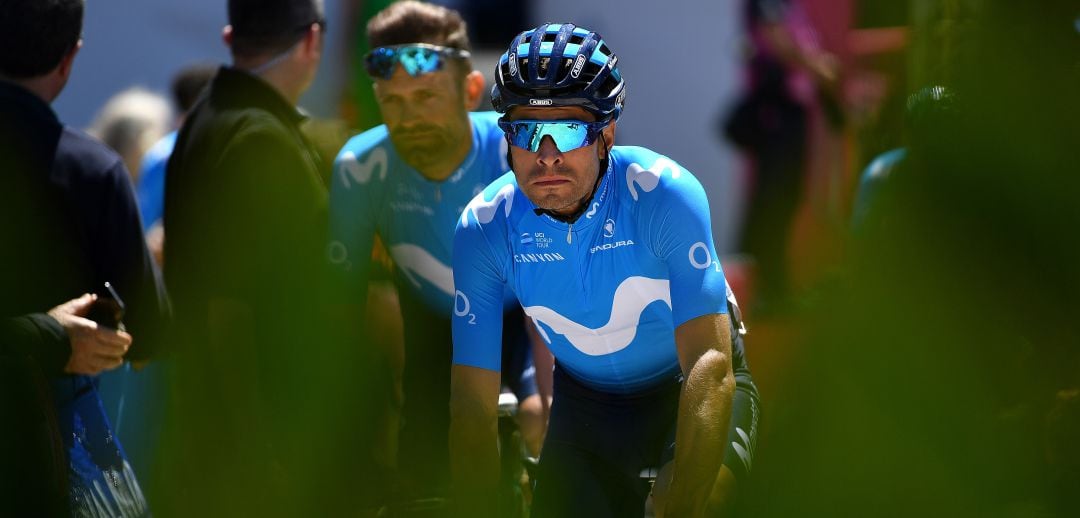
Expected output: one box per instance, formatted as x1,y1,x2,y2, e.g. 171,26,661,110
601,121,616,158
598,122,616,160
463,69,485,111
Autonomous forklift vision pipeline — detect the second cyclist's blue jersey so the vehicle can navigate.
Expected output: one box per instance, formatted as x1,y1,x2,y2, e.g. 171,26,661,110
452,146,729,393
328,111,509,314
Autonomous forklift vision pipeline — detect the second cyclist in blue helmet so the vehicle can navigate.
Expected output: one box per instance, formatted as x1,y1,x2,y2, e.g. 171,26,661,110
450,22,760,517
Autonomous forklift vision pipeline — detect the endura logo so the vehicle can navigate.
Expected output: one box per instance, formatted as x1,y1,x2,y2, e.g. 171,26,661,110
529,98,553,106
590,240,635,254
571,54,587,78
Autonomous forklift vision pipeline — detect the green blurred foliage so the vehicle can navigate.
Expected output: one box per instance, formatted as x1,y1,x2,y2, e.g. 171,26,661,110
740,1,1079,516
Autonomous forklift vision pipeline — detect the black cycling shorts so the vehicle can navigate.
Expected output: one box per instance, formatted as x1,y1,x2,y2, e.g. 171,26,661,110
533,358,759,518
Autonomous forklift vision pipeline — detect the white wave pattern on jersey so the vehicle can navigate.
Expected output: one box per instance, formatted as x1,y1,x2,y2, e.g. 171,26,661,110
390,243,455,297
626,156,682,201
339,147,388,189
461,183,516,227
524,276,671,356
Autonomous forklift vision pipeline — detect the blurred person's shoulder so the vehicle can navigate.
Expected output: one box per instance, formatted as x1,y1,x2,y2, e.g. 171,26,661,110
337,124,391,161
140,131,178,170
54,125,127,187
470,111,510,176
183,70,303,152
332,125,394,193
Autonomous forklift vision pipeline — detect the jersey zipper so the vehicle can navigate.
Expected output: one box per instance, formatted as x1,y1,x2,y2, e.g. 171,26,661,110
567,223,573,244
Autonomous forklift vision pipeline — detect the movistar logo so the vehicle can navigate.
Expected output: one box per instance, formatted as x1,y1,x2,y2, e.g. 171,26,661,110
529,98,553,106
589,239,634,254
508,53,518,76
514,252,566,263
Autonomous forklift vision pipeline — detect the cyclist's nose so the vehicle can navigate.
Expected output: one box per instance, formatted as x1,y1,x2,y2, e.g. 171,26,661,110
535,136,563,168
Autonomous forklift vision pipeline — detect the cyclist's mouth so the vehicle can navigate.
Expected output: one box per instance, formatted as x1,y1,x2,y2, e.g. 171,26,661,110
532,177,570,186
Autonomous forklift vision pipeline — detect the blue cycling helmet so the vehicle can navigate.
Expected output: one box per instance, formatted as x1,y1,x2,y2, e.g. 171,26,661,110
492,23,626,121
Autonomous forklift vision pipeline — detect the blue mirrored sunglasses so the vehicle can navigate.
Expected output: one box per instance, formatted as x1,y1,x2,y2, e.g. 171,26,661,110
498,119,610,153
364,44,471,80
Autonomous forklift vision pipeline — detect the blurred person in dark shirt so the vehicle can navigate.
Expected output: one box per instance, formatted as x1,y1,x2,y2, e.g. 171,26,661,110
0,0,167,514
159,0,372,514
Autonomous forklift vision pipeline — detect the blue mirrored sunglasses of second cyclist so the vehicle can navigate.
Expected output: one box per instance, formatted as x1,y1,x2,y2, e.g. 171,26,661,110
498,119,610,153
364,43,471,79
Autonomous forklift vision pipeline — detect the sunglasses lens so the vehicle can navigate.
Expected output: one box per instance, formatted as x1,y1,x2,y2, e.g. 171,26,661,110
364,48,395,79
502,120,602,152
365,46,446,79
399,47,444,76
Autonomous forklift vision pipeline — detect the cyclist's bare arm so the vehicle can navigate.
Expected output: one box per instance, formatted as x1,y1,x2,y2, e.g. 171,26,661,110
664,313,735,517
449,364,501,516
526,315,554,419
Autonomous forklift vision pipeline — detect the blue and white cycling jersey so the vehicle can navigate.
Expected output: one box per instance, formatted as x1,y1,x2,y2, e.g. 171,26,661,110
452,146,729,393
328,111,509,313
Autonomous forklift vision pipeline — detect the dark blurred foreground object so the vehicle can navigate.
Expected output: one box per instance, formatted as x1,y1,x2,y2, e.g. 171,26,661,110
159,0,380,515
737,1,1080,516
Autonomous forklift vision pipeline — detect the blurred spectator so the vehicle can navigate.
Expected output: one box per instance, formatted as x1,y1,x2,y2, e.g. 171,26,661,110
158,0,371,514
87,86,173,184
723,0,843,314
136,63,216,264
850,85,956,233
0,0,168,514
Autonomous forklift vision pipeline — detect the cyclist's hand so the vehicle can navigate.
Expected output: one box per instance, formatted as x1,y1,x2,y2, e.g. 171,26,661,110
48,293,132,375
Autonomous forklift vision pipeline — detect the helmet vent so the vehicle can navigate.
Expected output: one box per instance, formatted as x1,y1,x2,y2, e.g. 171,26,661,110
570,35,585,45
538,56,552,76
555,57,575,83
598,75,620,97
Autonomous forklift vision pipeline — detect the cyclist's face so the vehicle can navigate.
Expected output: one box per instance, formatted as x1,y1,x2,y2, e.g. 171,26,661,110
507,106,616,216
373,64,472,172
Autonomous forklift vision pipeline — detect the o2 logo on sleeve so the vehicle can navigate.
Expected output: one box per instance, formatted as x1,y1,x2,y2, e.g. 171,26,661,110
327,240,351,271
454,290,477,325
688,242,721,272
